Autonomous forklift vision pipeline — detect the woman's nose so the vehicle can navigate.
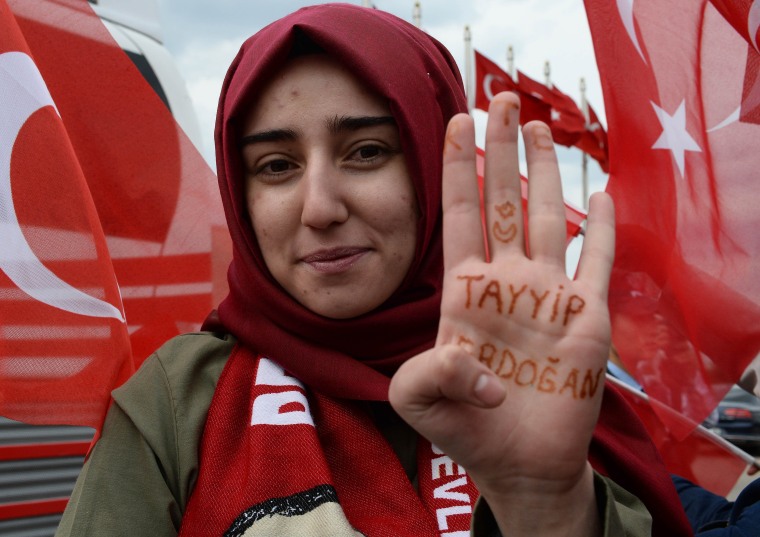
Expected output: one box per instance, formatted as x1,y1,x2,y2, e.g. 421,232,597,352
300,162,349,229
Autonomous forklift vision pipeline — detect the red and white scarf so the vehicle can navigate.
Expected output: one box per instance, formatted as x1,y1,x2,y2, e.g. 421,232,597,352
179,345,479,536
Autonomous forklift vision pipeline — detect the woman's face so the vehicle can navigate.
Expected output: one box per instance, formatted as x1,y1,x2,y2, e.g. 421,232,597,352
241,54,418,319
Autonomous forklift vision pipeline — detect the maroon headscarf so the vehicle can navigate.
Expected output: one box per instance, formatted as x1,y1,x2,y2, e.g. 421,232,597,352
209,3,465,400
206,5,692,535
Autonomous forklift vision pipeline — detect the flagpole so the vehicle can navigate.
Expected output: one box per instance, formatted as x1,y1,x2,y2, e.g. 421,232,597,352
464,25,473,113
580,77,589,211
544,60,551,88
507,45,514,79
606,375,759,470
413,1,421,27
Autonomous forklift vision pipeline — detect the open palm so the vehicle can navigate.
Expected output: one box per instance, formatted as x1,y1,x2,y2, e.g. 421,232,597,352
390,92,615,534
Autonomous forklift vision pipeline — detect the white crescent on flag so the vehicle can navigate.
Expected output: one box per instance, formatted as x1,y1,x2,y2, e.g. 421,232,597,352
483,73,504,101
0,51,125,321
707,106,740,132
616,0,647,63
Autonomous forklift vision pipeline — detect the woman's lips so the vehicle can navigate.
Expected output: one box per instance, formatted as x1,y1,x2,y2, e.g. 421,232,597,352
300,247,369,274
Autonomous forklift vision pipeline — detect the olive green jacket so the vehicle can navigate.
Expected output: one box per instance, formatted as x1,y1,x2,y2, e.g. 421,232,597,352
56,332,652,536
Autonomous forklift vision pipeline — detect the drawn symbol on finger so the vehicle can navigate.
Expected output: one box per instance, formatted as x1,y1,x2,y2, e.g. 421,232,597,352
493,201,518,244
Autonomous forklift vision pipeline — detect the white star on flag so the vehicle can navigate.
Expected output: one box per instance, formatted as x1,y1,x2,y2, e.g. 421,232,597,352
551,108,561,122
651,100,701,178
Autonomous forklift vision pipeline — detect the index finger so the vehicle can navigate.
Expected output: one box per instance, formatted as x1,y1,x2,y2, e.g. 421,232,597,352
442,113,486,271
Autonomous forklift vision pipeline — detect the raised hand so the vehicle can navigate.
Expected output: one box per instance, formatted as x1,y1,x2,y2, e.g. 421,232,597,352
389,92,615,536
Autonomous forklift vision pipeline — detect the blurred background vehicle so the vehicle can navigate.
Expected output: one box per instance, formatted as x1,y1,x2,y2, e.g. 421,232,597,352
705,385,760,451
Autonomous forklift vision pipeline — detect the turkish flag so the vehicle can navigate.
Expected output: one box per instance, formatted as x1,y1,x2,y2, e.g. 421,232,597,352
12,0,230,369
474,49,608,170
471,53,586,252
0,0,132,427
609,376,753,497
474,49,551,125
1,0,230,428
585,0,760,433
10,0,230,371
514,70,587,147
576,103,610,173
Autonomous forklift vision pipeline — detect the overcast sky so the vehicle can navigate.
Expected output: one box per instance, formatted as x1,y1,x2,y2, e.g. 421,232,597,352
155,0,608,221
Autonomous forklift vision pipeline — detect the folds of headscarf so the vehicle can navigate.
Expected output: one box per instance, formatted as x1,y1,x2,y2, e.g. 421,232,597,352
205,5,693,534
209,3,466,400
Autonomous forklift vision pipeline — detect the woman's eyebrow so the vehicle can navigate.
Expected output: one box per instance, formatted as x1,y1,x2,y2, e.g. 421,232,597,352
327,115,396,133
240,128,298,147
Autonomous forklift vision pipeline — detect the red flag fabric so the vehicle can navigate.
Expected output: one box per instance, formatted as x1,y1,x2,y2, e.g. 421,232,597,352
576,103,610,173
474,49,609,171
709,0,760,53
608,376,753,497
0,0,132,427
739,44,760,124
708,0,760,125
474,49,550,124
1,0,229,428
585,0,760,434
515,69,587,147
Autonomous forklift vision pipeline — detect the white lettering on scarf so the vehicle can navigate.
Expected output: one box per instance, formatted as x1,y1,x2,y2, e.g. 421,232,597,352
430,444,472,537
250,358,315,427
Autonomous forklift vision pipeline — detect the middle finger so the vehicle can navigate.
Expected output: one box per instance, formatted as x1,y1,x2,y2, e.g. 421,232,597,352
483,92,525,259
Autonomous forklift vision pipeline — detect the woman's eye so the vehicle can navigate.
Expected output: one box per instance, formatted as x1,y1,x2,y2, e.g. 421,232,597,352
256,158,293,176
349,144,390,165
266,159,291,173
356,145,382,160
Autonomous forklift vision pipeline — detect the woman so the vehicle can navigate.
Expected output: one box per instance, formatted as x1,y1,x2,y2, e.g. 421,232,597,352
56,4,693,536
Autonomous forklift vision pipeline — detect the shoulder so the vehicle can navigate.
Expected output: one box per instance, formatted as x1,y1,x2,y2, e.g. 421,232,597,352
56,332,237,536
113,331,236,411
110,332,236,459
108,332,237,508
146,330,236,380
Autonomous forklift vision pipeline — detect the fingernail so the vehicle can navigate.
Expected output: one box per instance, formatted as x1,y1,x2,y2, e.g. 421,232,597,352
502,98,519,126
444,122,463,158
473,373,506,406
529,123,554,151
474,374,490,393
